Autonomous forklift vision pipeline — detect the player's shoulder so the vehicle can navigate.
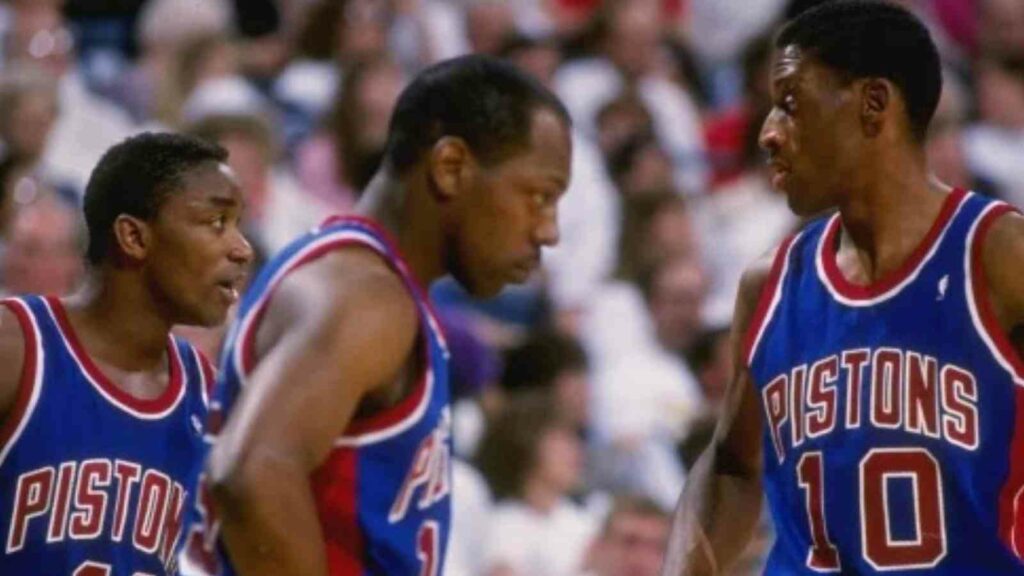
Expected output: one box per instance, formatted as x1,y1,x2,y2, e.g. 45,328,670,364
0,301,28,421
977,206,1024,322
274,244,420,338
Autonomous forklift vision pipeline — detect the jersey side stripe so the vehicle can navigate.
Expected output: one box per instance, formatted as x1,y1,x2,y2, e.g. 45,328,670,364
0,298,44,468
744,231,802,367
964,201,1024,386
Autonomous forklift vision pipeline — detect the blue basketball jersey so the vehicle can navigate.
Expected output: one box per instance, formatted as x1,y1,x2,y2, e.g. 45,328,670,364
178,216,452,576
0,295,213,576
744,189,1024,574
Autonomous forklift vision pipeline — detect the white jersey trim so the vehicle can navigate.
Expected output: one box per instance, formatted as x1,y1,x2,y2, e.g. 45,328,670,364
963,201,1024,387
816,192,971,307
41,298,187,420
0,299,45,468
746,231,804,367
231,227,437,447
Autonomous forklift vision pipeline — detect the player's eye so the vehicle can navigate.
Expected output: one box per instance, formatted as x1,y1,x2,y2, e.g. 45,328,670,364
211,215,227,230
781,93,797,114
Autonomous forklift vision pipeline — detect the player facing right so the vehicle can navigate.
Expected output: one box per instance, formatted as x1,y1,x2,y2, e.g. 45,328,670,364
661,1,1024,574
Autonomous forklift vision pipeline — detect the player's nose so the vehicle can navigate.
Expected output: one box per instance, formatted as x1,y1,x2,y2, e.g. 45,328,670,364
533,210,560,248
228,229,255,265
759,110,784,154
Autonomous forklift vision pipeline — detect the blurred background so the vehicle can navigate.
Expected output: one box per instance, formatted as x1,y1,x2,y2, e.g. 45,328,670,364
0,0,1020,574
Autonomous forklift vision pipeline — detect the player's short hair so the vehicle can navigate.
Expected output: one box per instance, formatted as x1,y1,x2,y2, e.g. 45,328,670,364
384,54,570,174
84,132,227,265
776,0,942,141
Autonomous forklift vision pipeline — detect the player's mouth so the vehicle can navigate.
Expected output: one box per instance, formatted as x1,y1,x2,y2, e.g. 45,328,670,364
511,257,540,281
215,277,244,304
768,160,791,189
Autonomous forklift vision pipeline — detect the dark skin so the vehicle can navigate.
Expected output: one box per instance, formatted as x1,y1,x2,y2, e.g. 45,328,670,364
0,162,252,421
205,107,572,576
661,46,1024,576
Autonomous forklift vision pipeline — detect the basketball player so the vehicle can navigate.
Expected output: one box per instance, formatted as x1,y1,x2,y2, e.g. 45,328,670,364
177,55,572,576
0,133,253,575
661,2,1024,574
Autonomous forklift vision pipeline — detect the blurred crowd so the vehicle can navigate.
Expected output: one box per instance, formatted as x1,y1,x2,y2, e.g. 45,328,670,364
0,0,1021,574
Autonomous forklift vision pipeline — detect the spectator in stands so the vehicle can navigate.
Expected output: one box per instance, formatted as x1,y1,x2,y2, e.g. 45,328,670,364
0,192,83,296
466,0,518,55
501,330,591,431
5,0,134,192
963,53,1024,206
498,34,564,87
295,55,407,212
582,494,670,576
477,393,598,576
594,92,653,158
0,64,66,224
555,0,708,193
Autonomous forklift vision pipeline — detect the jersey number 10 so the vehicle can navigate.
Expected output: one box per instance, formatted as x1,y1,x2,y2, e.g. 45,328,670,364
797,447,946,571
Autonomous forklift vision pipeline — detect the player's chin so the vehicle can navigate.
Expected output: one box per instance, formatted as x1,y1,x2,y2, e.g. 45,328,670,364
188,302,232,328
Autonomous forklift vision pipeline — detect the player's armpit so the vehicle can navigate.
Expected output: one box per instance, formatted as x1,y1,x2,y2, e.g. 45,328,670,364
979,211,1024,347
205,250,420,576
0,305,27,423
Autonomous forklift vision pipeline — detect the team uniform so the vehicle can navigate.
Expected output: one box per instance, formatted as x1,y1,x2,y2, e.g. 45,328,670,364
744,189,1024,574
178,216,452,576
0,295,214,575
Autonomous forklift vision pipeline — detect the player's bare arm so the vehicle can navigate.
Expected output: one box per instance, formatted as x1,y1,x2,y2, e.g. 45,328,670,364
661,250,774,576
205,248,420,576
0,306,26,424
981,211,1024,358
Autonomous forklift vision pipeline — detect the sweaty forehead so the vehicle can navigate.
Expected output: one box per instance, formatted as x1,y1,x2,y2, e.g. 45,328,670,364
771,44,808,87
771,44,841,92
522,108,572,186
175,162,243,207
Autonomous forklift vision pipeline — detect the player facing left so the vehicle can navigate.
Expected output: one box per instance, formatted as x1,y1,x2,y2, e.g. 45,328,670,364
0,132,253,575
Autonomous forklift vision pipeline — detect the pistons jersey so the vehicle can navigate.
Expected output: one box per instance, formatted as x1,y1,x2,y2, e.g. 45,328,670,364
178,216,452,576
0,295,214,575
745,189,1024,574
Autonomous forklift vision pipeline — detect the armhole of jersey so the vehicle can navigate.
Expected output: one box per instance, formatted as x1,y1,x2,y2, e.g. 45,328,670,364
964,202,1024,386
229,230,435,448
334,325,433,448
190,346,217,409
742,232,801,368
0,299,44,467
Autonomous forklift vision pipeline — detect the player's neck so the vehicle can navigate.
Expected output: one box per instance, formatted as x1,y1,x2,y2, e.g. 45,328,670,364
61,271,173,371
835,155,950,283
356,169,446,290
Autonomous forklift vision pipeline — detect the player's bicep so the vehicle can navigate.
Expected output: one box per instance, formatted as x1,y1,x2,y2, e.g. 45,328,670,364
982,211,1024,333
0,305,27,421
208,266,419,484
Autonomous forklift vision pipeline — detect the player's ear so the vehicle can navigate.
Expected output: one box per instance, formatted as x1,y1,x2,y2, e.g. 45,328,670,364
860,78,892,138
112,214,150,262
428,136,473,202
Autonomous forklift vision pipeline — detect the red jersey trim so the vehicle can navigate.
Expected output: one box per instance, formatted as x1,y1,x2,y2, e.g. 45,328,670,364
190,346,217,409
311,447,364,574
321,216,449,356
743,232,801,368
998,387,1024,560
0,299,44,467
817,188,968,306
964,202,1024,385
44,297,186,419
